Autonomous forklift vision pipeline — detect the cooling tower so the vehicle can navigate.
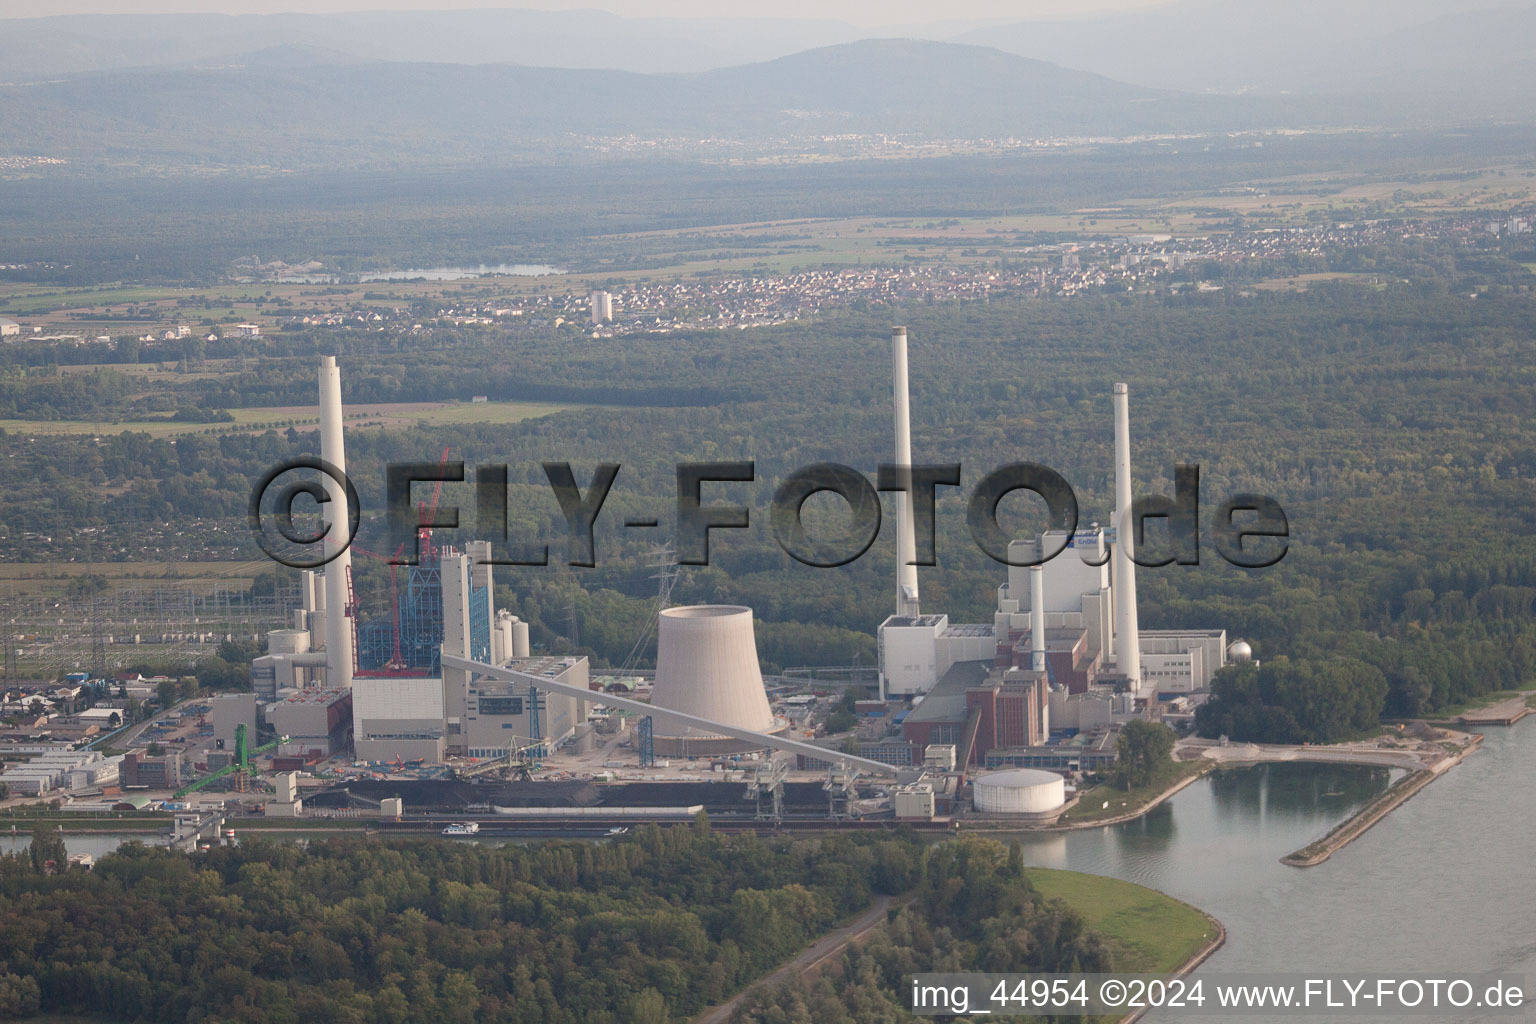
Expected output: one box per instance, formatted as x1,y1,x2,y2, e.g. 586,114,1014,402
649,605,785,755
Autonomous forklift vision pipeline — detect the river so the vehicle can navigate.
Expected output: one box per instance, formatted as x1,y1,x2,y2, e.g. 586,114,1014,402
1009,726,1533,1022
274,263,563,283
4,727,1529,1022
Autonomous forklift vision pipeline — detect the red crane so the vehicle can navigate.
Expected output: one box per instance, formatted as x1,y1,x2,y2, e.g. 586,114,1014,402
415,445,453,565
349,546,407,672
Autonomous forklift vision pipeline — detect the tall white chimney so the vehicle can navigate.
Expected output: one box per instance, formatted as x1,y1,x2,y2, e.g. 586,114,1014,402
319,356,354,688
891,326,920,617
1112,383,1143,696
1030,565,1046,673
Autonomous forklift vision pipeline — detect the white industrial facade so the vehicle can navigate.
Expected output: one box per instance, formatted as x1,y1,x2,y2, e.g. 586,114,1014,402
208,693,258,752
461,656,588,758
997,529,1115,666
351,677,447,762
1139,630,1228,692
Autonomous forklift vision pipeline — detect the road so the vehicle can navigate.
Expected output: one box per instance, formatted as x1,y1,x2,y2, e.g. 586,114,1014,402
691,893,897,1024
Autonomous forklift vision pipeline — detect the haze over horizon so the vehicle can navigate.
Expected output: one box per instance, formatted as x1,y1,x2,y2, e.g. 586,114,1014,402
2,0,1178,25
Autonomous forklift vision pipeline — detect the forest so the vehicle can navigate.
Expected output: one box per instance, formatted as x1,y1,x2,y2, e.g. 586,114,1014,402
0,823,1104,1024
7,270,1536,736
728,838,1111,1023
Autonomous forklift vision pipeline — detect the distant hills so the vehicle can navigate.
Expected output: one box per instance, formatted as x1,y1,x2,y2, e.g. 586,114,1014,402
955,0,1536,99
0,39,1377,171
2,2,1532,101
0,9,868,79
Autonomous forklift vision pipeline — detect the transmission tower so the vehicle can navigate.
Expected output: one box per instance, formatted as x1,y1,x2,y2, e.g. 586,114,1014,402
618,545,680,676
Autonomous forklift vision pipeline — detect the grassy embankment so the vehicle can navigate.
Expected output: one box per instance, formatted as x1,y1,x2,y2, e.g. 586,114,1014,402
1056,758,1212,826
1028,867,1218,974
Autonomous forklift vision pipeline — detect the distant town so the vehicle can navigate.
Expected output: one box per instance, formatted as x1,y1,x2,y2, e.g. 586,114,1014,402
2,210,1530,347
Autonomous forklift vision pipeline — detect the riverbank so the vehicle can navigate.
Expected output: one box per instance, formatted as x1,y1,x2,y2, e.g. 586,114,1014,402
1280,731,1485,867
1,816,169,834
1028,868,1223,1024
1045,759,1214,831
1122,915,1227,1024
946,757,1213,834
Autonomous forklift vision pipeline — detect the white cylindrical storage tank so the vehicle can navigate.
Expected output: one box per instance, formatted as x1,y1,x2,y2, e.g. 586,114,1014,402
973,768,1066,815
511,618,530,658
267,629,311,656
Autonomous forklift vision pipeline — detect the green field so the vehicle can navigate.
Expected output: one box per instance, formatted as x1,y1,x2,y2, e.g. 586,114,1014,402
1028,867,1218,973
0,399,584,438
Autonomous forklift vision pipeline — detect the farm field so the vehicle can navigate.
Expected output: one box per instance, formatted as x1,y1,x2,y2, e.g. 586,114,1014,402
0,400,586,437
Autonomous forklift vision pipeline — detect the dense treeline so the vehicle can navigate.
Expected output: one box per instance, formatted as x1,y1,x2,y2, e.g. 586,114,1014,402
1195,658,1389,744
0,825,1106,1023
730,837,1111,1023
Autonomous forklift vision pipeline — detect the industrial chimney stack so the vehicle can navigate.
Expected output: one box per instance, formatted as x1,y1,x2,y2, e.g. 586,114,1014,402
319,356,354,688
1112,383,1143,697
1029,565,1046,674
891,327,920,617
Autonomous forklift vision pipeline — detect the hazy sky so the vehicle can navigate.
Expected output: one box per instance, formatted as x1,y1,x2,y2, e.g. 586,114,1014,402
0,0,1178,25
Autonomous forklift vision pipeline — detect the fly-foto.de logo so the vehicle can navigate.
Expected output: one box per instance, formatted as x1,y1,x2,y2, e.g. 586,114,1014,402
249,458,1288,572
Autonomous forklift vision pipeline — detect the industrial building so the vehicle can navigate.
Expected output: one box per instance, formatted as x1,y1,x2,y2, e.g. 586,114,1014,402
208,693,258,753
876,333,1228,709
455,656,588,759
0,748,120,797
242,357,584,768
121,749,183,790
265,687,352,758
972,768,1066,817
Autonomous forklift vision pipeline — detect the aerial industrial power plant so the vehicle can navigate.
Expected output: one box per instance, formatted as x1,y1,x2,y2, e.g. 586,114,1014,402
131,337,1245,833
4,15,1527,1014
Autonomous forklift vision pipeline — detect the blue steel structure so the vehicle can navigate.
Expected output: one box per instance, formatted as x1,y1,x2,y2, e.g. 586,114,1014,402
638,716,655,767
357,552,490,676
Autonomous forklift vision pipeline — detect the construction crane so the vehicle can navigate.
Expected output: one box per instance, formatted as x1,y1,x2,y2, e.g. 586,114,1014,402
174,724,289,798
349,545,410,672
415,445,454,565
455,736,541,781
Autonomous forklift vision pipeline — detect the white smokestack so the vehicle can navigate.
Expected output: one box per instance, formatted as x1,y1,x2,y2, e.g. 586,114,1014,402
319,356,354,688
1112,382,1144,696
891,326,919,617
1030,565,1046,673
